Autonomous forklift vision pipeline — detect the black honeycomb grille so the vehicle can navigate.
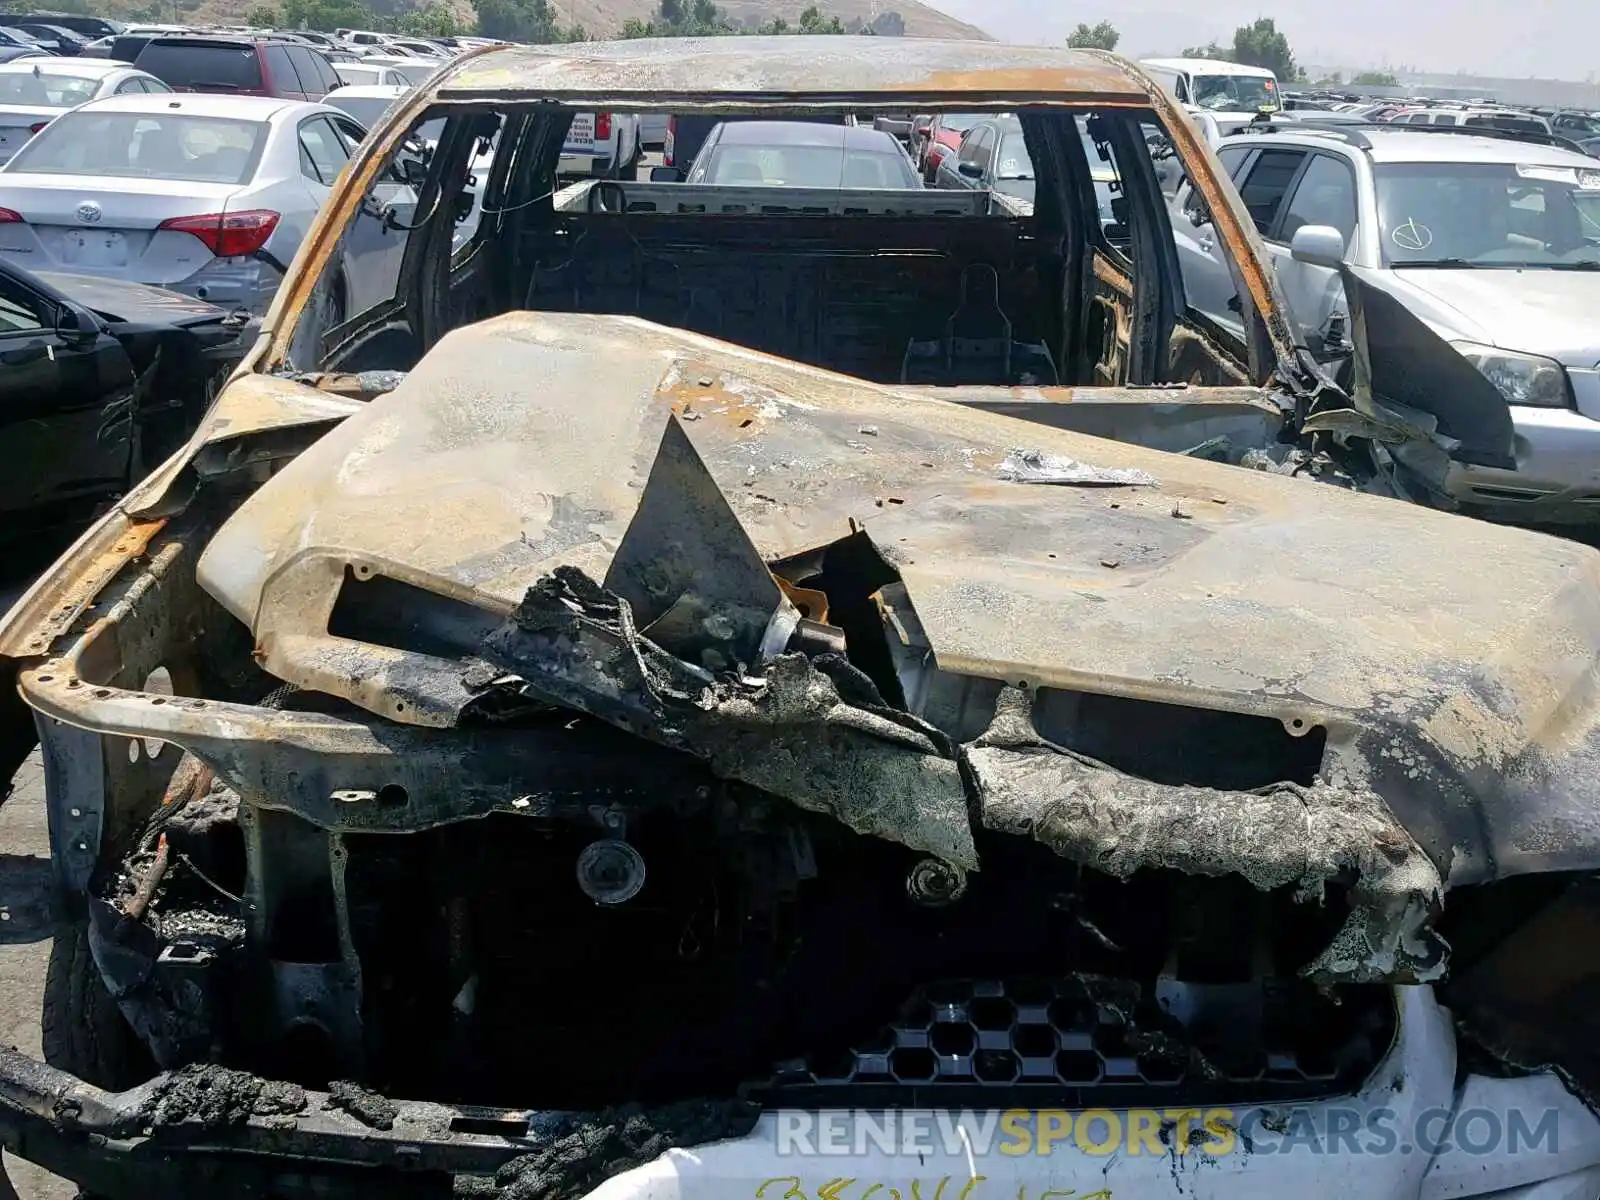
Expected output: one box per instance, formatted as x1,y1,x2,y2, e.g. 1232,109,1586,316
750,977,1396,1108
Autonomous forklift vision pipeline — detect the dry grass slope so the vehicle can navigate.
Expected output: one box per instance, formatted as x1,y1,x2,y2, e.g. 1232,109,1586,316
192,0,990,40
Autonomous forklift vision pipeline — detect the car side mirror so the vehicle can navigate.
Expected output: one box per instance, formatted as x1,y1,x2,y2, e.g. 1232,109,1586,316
1187,201,1211,227
55,303,97,347
1290,224,1346,269
648,165,683,183
957,160,983,178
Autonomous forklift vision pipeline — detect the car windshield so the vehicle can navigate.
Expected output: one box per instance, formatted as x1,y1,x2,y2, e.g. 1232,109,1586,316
6,110,265,183
387,61,435,86
1464,114,1547,134
0,70,99,106
1375,161,1600,268
134,42,261,90
938,112,985,135
327,98,441,143
326,95,395,128
701,142,920,188
1192,73,1278,113
1559,113,1600,135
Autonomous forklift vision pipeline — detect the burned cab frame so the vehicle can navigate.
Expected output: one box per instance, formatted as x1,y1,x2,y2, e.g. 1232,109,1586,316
3,37,1600,1200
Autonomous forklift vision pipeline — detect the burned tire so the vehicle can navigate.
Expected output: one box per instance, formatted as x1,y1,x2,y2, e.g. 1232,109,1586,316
42,922,150,1092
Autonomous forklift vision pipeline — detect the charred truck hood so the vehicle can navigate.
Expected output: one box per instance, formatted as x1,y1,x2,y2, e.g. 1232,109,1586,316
175,312,1600,974
9,313,1600,1197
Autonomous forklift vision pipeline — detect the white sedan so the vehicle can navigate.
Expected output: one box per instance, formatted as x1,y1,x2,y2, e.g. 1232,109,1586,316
333,60,413,89
359,56,440,87
0,92,414,317
0,57,169,165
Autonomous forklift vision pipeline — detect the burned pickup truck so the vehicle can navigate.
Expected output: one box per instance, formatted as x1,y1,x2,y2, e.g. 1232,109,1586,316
3,36,1600,1200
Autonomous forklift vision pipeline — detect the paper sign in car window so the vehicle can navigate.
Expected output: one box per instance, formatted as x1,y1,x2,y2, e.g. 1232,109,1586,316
1516,163,1578,185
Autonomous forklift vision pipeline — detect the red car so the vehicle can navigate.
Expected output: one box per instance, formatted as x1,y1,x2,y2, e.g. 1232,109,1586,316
917,111,987,182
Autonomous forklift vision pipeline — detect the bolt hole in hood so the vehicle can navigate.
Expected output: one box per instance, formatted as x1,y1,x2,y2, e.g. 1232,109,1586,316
194,311,1600,994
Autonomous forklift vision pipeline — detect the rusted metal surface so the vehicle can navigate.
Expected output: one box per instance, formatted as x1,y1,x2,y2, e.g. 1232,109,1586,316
122,833,170,922
922,383,1285,455
175,312,1600,850
1133,77,1299,369
252,37,1291,380
0,515,166,660
442,37,1150,103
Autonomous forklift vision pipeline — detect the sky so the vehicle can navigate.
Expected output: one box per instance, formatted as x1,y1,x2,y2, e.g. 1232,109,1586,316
923,0,1597,82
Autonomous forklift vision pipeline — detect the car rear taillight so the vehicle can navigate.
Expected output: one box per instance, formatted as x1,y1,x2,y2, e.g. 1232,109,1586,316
595,111,611,140
157,209,279,257
664,115,676,165
0,207,21,223
28,121,47,134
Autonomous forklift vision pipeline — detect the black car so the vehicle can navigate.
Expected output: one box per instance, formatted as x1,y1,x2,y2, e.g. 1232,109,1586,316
932,115,1035,204
0,26,42,52
0,258,250,541
5,12,123,39
0,21,89,54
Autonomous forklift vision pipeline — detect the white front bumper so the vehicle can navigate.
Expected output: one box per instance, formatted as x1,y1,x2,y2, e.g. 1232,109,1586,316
586,990,1600,1200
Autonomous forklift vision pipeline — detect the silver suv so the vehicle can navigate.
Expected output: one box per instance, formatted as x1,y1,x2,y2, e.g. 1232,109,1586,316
1173,123,1600,519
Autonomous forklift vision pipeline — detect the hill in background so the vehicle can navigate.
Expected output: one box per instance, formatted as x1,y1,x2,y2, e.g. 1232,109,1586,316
542,0,988,37
75,0,989,41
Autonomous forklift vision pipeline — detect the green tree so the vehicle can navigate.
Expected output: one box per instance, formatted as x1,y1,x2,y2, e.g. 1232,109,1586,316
1066,20,1118,51
247,0,385,31
471,0,582,41
795,4,844,32
1181,19,1302,81
1228,17,1299,81
618,0,732,36
1351,69,1398,86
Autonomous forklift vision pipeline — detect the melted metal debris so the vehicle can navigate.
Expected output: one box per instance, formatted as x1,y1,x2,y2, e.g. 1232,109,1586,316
144,1065,306,1130
967,687,1447,985
328,1080,399,1131
495,1099,760,1200
997,448,1159,487
474,566,977,870
280,368,409,395
469,572,1447,983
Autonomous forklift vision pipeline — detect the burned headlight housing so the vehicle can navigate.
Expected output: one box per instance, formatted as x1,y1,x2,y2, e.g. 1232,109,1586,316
1452,342,1572,408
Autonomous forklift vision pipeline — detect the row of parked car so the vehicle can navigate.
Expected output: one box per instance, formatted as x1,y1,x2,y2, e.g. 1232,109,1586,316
7,32,1600,545
0,23,499,544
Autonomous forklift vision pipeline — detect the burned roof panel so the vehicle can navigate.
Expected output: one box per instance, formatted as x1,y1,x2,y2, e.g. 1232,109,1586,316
439,36,1152,103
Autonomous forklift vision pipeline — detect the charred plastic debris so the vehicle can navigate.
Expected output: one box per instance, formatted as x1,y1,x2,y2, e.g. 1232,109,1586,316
78,408,1464,1137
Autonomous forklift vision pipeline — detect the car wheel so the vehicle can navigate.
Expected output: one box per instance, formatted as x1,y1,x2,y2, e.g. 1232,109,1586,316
42,921,152,1092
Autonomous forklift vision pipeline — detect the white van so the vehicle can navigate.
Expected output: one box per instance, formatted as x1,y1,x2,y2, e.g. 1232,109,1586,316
1140,57,1281,136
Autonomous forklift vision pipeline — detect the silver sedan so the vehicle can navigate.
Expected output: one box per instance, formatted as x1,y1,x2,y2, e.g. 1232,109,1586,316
0,57,170,164
0,92,414,316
